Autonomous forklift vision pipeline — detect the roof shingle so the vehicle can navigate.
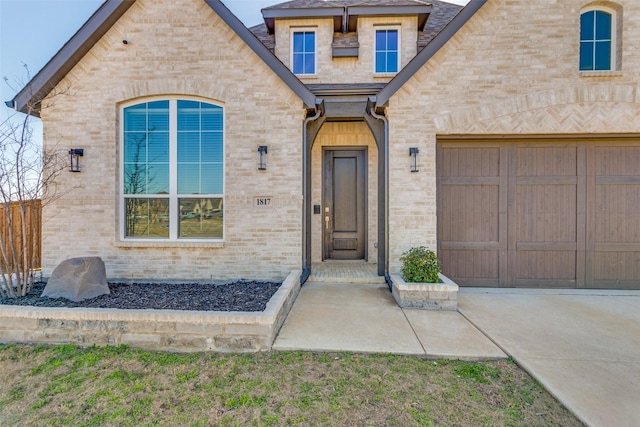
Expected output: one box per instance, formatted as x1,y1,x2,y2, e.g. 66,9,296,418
419,1,464,49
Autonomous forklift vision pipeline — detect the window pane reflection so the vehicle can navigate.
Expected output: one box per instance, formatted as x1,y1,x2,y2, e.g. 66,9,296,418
125,198,169,238
178,198,223,239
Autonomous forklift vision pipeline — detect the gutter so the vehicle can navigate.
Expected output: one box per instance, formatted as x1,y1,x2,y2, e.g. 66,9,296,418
367,97,390,289
301,105,324,285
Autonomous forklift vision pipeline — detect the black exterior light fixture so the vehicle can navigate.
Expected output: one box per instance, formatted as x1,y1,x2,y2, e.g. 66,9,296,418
409,147,419,173
258,145,268,170
68,148,84,172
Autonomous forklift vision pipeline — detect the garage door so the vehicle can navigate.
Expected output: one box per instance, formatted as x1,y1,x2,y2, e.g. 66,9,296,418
437,138,640,289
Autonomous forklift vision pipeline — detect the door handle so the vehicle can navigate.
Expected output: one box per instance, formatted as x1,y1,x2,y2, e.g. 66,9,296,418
325,215,330,229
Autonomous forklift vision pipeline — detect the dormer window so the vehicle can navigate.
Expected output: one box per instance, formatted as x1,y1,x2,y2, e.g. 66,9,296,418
375,28,400,74
292,30,316,75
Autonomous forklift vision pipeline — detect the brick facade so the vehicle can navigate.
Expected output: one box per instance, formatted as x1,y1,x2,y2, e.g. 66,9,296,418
41,0,307,281
273,16,417,84
36,0,640,281
385,0,640,273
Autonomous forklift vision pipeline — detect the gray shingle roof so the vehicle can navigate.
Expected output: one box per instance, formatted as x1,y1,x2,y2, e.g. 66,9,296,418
249,24,275,52
419,1,464,49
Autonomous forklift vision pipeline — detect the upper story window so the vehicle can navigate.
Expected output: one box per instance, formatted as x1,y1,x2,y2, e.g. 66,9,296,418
121,98,224,241
375,28,399,74
292,30,316,75
580,8,614,71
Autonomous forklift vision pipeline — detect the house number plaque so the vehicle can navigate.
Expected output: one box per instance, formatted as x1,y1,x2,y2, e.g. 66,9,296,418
254,197,273,208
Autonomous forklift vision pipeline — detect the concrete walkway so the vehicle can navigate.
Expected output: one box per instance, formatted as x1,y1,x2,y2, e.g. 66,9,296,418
458,289,640,427
272,281,506,360
274,280,640,427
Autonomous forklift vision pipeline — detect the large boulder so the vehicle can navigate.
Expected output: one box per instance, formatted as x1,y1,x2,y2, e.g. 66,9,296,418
42,257,110,302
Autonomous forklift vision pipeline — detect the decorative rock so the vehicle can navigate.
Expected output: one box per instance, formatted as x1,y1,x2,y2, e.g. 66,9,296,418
42,257,109,302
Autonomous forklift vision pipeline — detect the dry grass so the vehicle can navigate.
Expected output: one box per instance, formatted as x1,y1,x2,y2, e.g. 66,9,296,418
0,344,583,426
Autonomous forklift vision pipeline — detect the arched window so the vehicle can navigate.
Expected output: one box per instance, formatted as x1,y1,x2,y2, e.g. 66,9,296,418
580,8,614,71
121,98,224,240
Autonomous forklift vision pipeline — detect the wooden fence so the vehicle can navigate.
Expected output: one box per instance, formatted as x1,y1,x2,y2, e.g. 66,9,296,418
0,199,42,272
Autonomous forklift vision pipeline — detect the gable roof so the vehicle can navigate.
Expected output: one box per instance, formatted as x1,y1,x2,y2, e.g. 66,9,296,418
7,0,320,117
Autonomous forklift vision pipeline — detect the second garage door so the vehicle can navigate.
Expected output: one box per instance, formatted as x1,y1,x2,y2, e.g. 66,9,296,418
437,137,640,289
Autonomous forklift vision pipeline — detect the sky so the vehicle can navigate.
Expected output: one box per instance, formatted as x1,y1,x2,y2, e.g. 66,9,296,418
0,0,469,113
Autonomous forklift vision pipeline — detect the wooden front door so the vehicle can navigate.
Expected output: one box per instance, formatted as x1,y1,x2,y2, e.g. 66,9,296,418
323,149,366,260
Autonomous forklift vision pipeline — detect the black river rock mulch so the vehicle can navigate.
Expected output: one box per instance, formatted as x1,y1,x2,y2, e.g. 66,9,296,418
0,281,282,312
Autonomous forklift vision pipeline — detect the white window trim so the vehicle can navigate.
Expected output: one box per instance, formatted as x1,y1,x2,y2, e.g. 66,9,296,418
119,96,225,243
580,6,617,72
290,27,317,77
373,25,401,76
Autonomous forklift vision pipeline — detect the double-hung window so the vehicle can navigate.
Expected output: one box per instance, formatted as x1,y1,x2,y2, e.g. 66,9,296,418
122,98,224,240
292,30,316,75
375,28,399,74
580,9,613,71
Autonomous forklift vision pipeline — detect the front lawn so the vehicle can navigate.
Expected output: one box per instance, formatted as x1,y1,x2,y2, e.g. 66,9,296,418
0,344,582,426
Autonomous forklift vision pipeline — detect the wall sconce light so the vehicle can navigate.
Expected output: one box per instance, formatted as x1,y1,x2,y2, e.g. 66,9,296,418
258,145,268,170
68,148,83,173
409,147,419,173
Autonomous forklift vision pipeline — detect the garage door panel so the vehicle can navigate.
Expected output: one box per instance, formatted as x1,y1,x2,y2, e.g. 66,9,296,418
590,145,640,287
594,146,640,176
514,146,577,176
593,251,640,280
514,184,577,243
595,186,640,243
440,249,499,287
514,251,576,282
440,147,500,177
440,185,499,242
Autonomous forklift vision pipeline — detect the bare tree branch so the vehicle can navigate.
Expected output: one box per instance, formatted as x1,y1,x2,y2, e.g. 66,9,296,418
1,67,68,297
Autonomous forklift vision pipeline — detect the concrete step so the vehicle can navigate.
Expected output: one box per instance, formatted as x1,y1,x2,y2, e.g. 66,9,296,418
306,275,387,284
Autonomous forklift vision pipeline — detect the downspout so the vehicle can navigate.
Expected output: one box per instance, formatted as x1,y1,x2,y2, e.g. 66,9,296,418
301,108,322,285
369,105,391,290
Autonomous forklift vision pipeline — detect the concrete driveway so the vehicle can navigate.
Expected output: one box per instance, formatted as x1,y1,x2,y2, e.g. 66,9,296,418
458,289,640,427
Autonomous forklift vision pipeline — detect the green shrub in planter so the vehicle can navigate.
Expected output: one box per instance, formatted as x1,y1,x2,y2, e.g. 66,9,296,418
400,246,442,283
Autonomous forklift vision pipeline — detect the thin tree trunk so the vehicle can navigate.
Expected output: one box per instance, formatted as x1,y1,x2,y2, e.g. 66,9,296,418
19,203,29,296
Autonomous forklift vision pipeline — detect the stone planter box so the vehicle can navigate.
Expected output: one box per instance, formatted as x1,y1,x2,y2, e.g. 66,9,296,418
0,271,301,353
390,273,458,310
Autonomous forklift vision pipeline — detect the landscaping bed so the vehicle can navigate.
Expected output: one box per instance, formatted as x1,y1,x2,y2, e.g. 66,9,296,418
0,271,302,353
0,281,281,312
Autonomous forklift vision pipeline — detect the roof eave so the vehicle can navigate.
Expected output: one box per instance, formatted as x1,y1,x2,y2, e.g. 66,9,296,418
8,0,136,117
347,5,431,32
262,7,345,33
373,0,487,110
347,5,431,16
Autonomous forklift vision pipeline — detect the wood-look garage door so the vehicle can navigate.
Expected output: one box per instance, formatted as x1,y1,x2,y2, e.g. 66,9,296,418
437,138,640,289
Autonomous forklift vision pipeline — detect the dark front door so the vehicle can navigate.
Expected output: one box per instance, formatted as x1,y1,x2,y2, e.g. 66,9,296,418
323,149,366,260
